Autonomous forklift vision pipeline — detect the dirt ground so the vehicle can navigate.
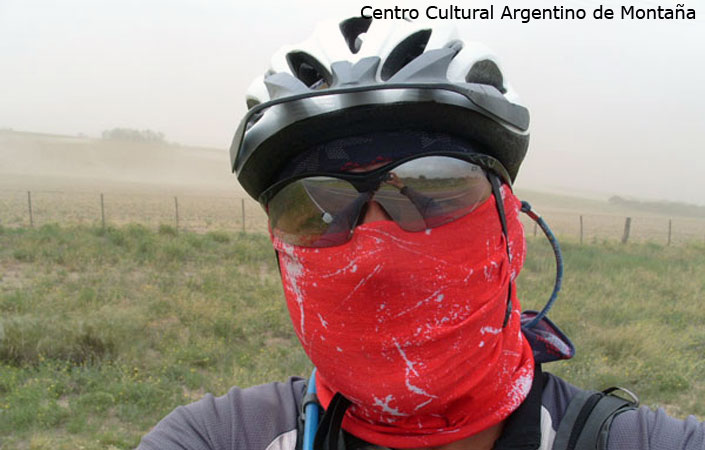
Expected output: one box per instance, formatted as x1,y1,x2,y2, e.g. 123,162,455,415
2,130,703,242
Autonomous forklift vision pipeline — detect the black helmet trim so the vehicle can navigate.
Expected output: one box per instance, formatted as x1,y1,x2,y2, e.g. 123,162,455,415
269,130,513,196
232,87,528,200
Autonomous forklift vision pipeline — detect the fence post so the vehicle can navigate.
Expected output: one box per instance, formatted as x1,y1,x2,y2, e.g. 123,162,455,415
27,191,33,227
579,215,584,245
174,196,179,231
621,217,632,244
241,199,246,232
667,219,672,246
101,193,105,228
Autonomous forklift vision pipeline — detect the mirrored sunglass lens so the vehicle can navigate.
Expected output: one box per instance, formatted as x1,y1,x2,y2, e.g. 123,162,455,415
269,156,493,246
374,183,426,231
377,156,492,230
268,177,365,247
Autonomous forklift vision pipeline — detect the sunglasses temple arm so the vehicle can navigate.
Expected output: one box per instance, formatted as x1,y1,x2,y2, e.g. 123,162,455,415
520,201,564,329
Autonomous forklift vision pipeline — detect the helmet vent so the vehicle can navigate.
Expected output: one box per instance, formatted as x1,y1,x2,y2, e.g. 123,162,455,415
445,40,464,57
339,17,373,54
466,60,506,93
381,29,432,81
246,97,260,109
286,51,333,89
244,110,264,130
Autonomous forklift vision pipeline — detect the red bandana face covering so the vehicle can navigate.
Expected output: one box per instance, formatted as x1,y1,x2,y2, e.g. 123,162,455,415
272,187,534,448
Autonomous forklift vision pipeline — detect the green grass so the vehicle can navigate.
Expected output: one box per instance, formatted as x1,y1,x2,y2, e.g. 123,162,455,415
518,237,705,418
0,224,310,449
1,224,704,447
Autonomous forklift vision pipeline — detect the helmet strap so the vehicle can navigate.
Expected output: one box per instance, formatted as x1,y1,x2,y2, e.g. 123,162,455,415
489,173,513,328
313,392,352,450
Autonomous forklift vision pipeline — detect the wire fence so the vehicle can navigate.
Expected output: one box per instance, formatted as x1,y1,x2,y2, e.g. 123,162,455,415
2,189,704,245
0,189,269,234
518,209,705,245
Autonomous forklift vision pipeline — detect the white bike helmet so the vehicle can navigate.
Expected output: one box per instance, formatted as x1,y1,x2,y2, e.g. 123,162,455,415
231,17,530,200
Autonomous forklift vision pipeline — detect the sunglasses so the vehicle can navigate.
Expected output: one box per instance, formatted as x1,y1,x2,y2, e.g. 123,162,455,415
260,154,497,248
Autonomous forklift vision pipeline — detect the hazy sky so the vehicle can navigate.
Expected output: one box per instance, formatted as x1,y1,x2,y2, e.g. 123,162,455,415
1,0,704,204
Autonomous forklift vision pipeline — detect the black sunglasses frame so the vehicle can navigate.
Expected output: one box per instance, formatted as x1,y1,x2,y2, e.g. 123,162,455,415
258,151,511,210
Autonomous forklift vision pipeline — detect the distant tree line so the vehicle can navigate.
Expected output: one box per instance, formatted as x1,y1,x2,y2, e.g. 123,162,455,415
101,128,166,143
609,195,705,218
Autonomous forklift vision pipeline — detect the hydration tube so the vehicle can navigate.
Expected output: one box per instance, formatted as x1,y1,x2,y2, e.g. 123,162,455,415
520,201,564,329
303,369,320,450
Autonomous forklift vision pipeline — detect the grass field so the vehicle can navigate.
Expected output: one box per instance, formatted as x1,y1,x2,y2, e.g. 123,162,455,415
1,224,704,448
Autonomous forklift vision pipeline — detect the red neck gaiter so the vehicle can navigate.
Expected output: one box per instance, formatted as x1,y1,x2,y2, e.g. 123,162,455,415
272,188,534,448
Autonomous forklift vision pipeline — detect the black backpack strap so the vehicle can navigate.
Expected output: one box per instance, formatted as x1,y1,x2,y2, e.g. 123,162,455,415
314,392,352,450
553,387,639,450
295,381,308,450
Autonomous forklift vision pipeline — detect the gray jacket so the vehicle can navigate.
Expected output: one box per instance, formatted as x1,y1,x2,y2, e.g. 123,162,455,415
138,372,705,450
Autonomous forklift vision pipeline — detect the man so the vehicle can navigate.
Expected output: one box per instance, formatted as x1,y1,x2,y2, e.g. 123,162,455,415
139,18,704,449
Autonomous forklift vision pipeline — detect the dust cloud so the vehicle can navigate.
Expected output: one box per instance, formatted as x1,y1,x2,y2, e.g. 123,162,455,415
1,0,703,204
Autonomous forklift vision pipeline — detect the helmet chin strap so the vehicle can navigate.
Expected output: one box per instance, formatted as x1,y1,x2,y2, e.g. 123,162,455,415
488,173,513,328
488,174,565,330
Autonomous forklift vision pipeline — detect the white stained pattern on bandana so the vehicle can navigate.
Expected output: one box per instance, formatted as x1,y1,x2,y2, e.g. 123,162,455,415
279,242,307,345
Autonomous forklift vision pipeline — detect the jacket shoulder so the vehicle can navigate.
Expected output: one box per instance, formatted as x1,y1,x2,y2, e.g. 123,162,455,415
607,407,705,449
540,372,705,450
138,377,306,450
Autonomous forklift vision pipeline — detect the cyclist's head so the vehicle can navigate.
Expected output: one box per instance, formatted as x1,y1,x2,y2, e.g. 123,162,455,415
231,18,534,448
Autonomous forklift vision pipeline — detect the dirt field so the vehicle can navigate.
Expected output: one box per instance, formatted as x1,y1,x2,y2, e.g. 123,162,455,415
2,130,704,243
